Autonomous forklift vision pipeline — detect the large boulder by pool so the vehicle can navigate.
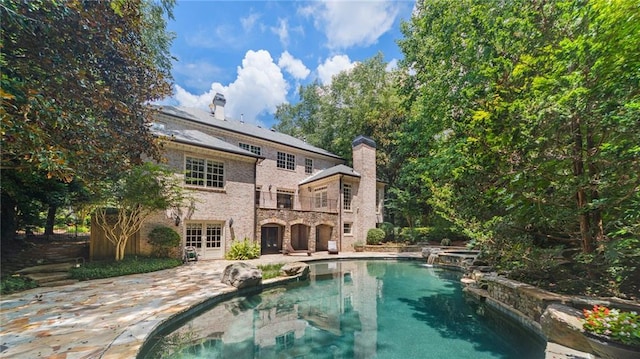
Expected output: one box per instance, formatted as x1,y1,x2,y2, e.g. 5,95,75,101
222,262,262,289
280,262,309,279
540,303,592,353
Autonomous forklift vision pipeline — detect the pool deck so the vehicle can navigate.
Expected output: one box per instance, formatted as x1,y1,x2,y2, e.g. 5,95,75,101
0,252,594,359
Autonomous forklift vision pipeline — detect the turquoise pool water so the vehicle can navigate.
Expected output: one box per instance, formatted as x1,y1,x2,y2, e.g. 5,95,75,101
142,260,546,358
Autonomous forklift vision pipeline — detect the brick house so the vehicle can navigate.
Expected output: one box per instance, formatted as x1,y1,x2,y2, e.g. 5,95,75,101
139,94,384,260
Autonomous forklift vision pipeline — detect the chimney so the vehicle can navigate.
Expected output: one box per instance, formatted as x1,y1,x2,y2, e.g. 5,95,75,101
351,135,377,241
208,93,226,120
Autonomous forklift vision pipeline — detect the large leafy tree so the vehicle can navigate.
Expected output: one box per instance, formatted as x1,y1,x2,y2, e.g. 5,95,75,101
0,0,175,240
274,54,407,221
93,162,187,261
397,0,639,253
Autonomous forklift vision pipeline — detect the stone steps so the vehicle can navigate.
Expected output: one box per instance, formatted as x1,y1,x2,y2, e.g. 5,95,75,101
16,262,79,287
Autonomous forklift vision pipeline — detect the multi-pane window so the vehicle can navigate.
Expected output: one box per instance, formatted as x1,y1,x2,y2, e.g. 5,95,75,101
343,222,352,235
376,187,383,213
185,156,224,188
239,142,262,155
305,158,313,174
314,187,328,209
343,183,352,210
255,186,262,206
276,331,295,351
277,151,295,170
185,223,222,249
277,190,294,209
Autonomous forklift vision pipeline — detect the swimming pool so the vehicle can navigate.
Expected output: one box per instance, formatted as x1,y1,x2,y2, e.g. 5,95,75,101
141,260,546,358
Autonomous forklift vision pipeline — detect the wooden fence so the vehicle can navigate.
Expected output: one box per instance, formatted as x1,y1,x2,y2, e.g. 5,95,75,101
90,215,140,261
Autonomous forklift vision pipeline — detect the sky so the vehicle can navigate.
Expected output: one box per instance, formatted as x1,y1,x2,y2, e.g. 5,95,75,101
161,0,415,128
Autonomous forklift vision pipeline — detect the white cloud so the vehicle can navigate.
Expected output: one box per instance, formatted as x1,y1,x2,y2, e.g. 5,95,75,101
302,0,400,49
386,58,399,71
271,18,289,47
278,51,310,80
174,50,288,125
317,55,357,85
241,12,261,32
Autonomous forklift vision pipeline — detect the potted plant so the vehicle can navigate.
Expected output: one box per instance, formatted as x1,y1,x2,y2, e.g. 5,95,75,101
582,305,640,359
354,241,364,252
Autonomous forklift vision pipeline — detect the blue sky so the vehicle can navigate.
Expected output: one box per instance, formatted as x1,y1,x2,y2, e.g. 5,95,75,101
162,0,415,128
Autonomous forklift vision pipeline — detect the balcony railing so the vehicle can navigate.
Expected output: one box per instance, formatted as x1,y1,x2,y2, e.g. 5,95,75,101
256,191,338,213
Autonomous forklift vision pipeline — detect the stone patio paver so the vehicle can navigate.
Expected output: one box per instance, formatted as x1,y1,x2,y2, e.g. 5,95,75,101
0,252,593,358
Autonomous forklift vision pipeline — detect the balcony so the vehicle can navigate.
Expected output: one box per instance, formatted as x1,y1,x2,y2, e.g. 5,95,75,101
255,191,338,213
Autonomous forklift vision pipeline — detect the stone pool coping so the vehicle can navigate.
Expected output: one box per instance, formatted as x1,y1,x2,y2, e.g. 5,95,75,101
0,251,604,359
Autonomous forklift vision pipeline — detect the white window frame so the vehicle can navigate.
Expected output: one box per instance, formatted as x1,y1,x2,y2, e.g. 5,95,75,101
239,142,262,155
305,158,313,174
277,151,295,170
185,156,224,188
185,222,222,249
343,222,352,235
343,183,352,211
314,186,328,209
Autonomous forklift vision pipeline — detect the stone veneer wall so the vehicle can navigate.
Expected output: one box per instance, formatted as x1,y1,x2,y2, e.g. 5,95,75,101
256,208,339,252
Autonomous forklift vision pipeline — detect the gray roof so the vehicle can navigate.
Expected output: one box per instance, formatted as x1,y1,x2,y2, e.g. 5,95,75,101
157,105,344,160
299,164,360,185
151,126,262,159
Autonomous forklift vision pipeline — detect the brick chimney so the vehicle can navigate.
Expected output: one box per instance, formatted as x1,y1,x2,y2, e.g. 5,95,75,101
208,93,226,120
351,135,377,242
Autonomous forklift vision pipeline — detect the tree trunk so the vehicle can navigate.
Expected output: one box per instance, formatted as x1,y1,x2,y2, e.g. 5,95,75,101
587,130,605,244
44,204,58,235
1,194,17,242
572,115,594,253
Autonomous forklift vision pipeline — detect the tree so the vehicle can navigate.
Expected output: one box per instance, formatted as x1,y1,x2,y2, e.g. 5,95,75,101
0,0,175,241
93,162,187,261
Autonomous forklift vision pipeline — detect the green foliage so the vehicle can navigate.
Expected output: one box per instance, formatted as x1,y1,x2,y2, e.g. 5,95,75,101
69,257,182,280
603,238,640,297
225,238,261,260
258,263,284,280
148,226,181,258
366,228,385,245
0,275,38,295
379,222,395,241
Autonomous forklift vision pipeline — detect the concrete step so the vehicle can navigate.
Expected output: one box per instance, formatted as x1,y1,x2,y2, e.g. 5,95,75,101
26,272,71,284
16,262,77,274
38,279,79,287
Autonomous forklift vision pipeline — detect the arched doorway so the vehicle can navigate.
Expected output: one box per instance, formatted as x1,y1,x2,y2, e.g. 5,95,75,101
291,224,310,250
260,224,282,255
315,224,333,251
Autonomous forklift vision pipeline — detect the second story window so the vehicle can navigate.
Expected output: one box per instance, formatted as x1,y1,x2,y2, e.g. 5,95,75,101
239,142,262,155
305,158,313,174
277,151,295,170
314,187,328,209
185,156,224,188
277,190,294,209
343,183,352,210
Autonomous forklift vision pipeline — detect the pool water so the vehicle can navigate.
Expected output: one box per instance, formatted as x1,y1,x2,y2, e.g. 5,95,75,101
142,260,546,358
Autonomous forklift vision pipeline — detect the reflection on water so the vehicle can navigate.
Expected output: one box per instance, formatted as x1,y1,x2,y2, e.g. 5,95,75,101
142,261,545,359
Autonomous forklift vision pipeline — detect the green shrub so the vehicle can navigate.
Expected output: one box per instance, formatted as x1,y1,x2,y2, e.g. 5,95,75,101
258,263,284,280
70,257,182,280
1,275,38,295
379,222,395,241
225,238,261,260
440,238,452,246
148,226,181,258
366,228,385,245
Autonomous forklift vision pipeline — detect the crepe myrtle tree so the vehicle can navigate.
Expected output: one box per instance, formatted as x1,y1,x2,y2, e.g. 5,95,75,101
93,162,188,261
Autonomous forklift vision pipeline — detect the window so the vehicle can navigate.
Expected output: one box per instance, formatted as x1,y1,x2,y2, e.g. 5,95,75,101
343,222,352,235
185,156,224,188
277,190,294,209
343,183,352,210
185,223,222,248
239,142,261,155
277,151,295,170
314,187,328,209
276,331,295,351
305,158,313,174
255,186,262,206
376,187,383,213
